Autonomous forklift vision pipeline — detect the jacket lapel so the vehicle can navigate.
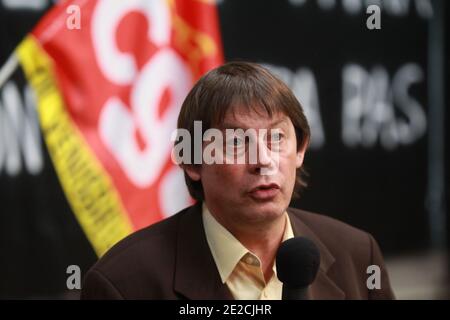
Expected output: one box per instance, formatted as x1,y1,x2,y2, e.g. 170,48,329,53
174,202,233,299
287,209,346,300
173,204,345,300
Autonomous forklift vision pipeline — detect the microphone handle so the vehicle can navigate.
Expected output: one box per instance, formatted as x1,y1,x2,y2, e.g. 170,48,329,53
282,286,309,300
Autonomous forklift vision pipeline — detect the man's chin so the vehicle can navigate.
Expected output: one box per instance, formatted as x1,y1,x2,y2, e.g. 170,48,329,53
243,201,286,223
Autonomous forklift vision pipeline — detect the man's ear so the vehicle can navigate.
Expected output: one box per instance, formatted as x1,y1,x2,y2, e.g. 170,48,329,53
296,139,309,168
182,164,201,181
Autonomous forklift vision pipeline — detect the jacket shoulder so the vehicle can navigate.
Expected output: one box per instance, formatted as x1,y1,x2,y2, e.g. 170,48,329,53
288,207,395,299
95,208,184,269
288,207,371,246
287,207,373,276
81,206,191,299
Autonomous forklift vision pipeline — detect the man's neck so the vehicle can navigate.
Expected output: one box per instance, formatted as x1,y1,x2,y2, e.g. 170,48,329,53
238,216,286,282
209,208,287,283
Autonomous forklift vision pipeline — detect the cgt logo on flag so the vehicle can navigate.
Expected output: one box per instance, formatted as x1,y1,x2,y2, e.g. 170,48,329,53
16,0,223,256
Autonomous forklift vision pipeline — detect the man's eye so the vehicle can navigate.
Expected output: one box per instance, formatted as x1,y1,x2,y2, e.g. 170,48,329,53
270,133,284,142
228,137,244,147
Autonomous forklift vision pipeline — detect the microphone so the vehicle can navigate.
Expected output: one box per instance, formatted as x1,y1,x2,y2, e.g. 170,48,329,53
276,237,321,300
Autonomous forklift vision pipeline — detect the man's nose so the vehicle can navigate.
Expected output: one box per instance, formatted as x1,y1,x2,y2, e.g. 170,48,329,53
257,139,272,166
249,138,278,175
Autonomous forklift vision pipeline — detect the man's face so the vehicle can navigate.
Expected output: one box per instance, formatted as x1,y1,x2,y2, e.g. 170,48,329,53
185,106,307,228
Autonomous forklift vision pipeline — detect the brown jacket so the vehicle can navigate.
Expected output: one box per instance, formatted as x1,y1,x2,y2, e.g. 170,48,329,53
81,202,395,299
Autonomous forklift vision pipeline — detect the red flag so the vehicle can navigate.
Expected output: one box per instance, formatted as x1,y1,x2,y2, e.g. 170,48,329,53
16,0,223,256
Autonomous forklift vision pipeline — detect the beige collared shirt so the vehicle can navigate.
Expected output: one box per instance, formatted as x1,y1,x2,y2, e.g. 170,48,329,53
202,203,294,300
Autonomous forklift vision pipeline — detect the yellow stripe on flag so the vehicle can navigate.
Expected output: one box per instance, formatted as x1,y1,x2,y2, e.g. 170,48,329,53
16,36,133,257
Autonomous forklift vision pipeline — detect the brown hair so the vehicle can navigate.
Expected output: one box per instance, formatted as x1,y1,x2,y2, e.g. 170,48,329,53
176,61,310,201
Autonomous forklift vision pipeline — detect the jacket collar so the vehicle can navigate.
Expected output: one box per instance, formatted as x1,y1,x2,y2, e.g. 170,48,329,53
174,203,345,299
287,208,345,300
174,202,233,299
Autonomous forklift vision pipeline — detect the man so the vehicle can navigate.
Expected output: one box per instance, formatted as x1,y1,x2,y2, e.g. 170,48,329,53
81,62,395,300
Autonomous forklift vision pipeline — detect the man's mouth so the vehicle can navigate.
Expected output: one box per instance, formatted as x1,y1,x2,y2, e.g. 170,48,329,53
248,183,280,200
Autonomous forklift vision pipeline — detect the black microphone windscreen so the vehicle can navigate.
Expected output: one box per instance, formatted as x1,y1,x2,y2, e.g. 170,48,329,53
276,237,321,287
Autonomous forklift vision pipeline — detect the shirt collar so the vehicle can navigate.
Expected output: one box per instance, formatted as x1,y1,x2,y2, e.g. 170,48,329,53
202,202,295,283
